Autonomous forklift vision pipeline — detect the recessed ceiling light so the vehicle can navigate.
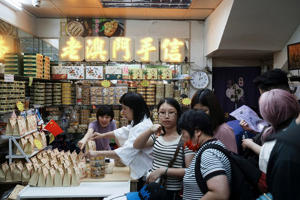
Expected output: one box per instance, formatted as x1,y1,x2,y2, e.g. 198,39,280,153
100,0,192,9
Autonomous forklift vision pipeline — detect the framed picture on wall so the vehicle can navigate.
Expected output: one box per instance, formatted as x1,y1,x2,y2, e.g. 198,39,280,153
288,42,300,70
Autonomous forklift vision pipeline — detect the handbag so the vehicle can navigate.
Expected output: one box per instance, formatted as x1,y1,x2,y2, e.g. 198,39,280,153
160,138,184,187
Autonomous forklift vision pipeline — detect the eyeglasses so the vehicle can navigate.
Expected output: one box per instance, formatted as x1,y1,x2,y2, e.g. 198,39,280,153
158,111,177,118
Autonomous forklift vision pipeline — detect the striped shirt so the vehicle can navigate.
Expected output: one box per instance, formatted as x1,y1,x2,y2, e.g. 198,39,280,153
151,135,195,191
183,140,231,200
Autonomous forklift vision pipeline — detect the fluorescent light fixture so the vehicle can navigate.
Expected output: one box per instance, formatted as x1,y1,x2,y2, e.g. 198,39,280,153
4,0,23,10
100,0,192,9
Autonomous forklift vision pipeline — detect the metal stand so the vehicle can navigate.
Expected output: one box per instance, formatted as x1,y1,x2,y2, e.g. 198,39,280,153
0,129,38,164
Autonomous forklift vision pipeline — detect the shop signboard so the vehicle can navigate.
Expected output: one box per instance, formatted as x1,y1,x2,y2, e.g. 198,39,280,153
59,36,187,63
135,37,158,62
110,37,134,62
160,38,185,63
85,37,109,62
59,37,84,61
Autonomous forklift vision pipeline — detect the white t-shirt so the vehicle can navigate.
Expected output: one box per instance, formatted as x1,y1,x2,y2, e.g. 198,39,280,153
114,117,153,179
259,140,276,173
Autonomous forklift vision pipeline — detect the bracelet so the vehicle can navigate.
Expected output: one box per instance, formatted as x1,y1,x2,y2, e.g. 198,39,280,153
164,167,168,176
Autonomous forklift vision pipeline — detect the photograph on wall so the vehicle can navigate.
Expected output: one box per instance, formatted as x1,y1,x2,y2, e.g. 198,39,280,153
61,18,125,37
288,42,300,70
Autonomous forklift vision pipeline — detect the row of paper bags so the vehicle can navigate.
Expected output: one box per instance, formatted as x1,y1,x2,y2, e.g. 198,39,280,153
0,161,32,182
15,131,47,155
6,114,37,136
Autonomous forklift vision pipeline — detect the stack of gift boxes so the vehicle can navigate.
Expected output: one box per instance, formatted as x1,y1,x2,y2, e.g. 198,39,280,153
23,54,43,78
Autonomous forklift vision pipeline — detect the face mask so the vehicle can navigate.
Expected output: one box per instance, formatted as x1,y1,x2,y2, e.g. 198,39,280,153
184,140,200,152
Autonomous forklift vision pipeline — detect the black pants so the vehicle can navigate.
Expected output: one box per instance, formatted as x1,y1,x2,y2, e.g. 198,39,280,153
166,190,182,200
137,177,146,191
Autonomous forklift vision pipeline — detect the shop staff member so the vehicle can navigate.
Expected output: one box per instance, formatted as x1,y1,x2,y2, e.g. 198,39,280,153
87,92,153,190
78,105,116,151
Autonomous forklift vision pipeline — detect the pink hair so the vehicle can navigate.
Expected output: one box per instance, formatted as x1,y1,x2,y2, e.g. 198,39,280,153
259,89,300,142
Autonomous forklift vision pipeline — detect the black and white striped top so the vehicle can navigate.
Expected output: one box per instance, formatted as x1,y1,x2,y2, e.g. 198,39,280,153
183,140,231,199
151,135,195,191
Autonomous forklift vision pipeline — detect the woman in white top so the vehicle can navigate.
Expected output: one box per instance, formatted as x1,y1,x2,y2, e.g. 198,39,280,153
134,98,194,200
87,92,153,190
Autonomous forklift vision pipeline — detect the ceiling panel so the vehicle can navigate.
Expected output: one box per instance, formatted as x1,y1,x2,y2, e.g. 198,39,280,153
184,9,213,19
61,8,103,17
22,0,63,18
190,0,222,9
21,0,222,19
102,8,147,19
50,0,102,8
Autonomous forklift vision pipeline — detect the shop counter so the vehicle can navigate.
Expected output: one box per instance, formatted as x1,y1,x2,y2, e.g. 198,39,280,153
18,163,136,199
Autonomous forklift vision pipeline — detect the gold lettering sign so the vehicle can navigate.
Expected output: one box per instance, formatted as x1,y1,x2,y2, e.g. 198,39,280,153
135,37,158,62
160,38,185,62
59,37,84,61
111,37,133,62
0,35,9,59
85,37,109,61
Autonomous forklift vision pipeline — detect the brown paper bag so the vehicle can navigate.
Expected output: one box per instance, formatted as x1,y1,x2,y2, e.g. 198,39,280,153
24,135,34,155
0,162,8,182
46,168,55,187
22,163,32,182
28,164,40,186
26,115,37,132
6,116,17,136
62,168,71,187
86,140,96,152
54,168,64,187
37,167,47,187
10,163,17,182
71,167,80,186
15,162,23,182
40,131,47,147
17,116,27,136
15,138,26,155
3,162,12,182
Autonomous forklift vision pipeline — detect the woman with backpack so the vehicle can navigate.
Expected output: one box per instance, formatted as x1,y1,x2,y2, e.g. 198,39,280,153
178,109,231,200
134,98,195,200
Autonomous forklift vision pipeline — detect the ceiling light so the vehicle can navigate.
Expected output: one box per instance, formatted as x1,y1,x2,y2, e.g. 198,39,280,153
4,0,23,10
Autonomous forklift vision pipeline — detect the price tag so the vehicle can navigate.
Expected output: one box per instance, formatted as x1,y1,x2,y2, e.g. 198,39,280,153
29,77,33,86
101,80,111,88
4,74,14,82
182,98,191,106
141,80,150,87
34,139,43,150
16,101,24,111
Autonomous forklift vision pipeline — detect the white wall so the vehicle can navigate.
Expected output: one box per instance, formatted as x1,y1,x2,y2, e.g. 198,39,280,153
204,0,233,56
273,24,300,69
36,18,60,38
0,2,36,36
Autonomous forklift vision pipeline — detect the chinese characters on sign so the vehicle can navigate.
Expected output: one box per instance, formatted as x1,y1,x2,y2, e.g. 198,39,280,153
135,37,158,62
59,37,84,61
59,37,186,62
161,38,185,62
85,37,109,61
111,37,133,62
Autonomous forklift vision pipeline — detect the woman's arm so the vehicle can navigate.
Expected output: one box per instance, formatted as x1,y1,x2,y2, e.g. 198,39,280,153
87,150,120,159
202,175,230,200
242,138,262,155
133,124,161,149
90,131,115,140
185,154,195,167
78,128,94,150
146,167,185,183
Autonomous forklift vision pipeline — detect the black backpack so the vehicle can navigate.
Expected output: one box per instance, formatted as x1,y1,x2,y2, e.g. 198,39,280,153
195,143,262,200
